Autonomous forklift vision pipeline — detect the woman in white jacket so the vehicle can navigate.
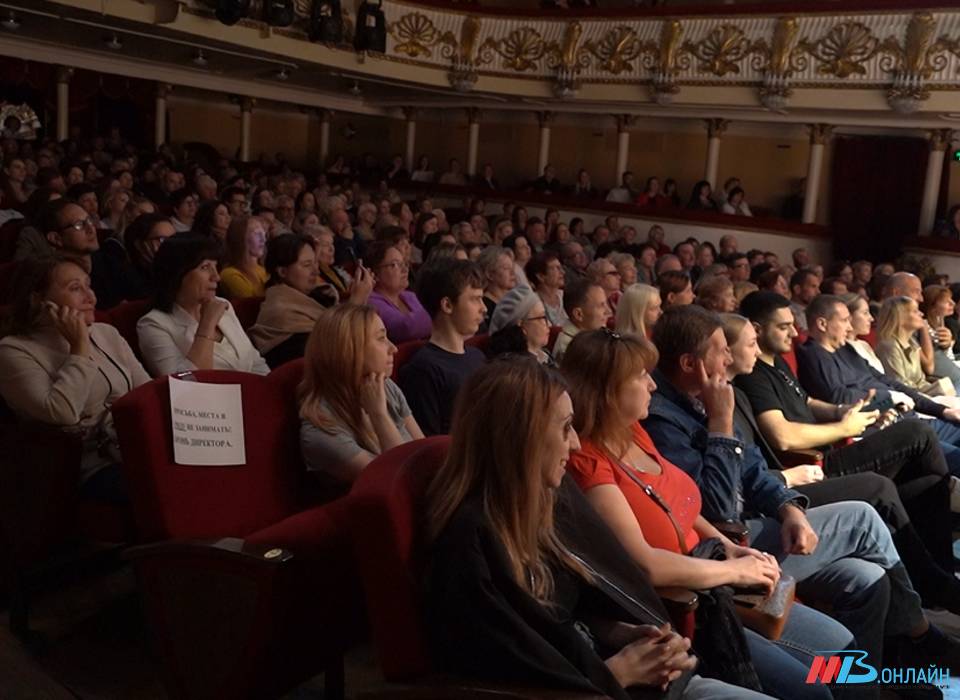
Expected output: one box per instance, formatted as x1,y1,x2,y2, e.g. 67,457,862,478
137,237,269,377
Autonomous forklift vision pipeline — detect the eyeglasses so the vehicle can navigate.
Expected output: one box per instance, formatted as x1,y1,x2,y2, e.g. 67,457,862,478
60,217,95,232
524,314,548,324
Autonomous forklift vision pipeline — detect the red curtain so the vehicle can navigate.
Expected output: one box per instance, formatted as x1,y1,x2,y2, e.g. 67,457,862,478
829,135,927,262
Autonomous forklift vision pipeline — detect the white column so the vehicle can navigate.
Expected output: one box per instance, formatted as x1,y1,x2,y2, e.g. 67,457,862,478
703,118,727,190
536,111,553,176
319,110,332,167
615,115,636,185
239,97,254,162
466,108,480,177
55,66,72,142
403,107,416,172
155,83,171,149
919,130,952,236
802,124,833,225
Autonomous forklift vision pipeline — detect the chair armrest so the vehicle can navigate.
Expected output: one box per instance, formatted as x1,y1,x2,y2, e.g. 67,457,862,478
775,448,824,468
711,520,749,545
124,537,293,566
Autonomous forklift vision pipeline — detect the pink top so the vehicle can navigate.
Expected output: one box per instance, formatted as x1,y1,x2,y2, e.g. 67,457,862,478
368,290,432,345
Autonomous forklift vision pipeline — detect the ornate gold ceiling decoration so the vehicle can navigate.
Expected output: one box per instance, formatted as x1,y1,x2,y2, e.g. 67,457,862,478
683,24,762,77
479,27,555,72
799,21,884,79
584,25,646,75
388,13,456,59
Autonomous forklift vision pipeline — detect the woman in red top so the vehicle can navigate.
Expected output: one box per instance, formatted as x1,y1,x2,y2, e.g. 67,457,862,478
560,329,853,700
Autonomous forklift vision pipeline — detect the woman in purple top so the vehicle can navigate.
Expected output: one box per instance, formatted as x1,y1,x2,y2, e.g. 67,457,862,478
365,240,432,344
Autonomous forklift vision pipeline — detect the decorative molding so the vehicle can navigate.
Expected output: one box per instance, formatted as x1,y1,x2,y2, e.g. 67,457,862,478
536,110,555,127
706,118,729,139
388,12,457,59
928,128,953,152
683,24,761,77
616,114,638,132
807,123,833,145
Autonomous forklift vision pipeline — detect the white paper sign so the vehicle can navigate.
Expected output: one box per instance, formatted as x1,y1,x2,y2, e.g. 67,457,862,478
169,377,246,466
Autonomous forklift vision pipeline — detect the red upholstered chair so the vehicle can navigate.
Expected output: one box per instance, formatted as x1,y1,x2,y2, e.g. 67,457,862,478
112,371,361,699
392,339,428,381
549,324,562,350
0,412,130,639
860,326,877,348
350,437,692,695
101,298,151,359
464,333,489,353
232,296,265,330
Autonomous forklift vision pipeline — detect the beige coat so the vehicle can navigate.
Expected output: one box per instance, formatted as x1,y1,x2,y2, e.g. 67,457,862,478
0,322,150,480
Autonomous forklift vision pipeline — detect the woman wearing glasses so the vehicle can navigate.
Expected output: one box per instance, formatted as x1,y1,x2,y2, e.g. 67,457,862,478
488,285,555,367
0,256,150,503
365,239,431,345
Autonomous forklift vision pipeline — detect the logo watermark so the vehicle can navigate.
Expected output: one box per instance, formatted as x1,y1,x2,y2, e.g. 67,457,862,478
806,650,951,692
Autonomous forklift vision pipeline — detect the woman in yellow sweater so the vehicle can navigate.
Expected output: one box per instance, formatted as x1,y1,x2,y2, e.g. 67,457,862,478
220,215,269,299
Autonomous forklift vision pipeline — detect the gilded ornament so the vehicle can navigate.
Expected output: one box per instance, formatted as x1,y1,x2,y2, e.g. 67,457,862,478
683,24,756,77
388,13,457,59
800,22,881,78
481,26,551,72
878,12,949,79
807,123,833,145
458,15,481,64
586,25,643,75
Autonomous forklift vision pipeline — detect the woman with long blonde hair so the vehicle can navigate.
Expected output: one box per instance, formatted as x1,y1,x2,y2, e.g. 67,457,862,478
615,283,661,338
424,357,764,700
876,296,955,396
299,304,423,483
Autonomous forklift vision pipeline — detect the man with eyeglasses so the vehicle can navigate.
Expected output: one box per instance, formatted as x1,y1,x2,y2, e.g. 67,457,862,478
221,186,249,219
725,252,751,283
36,198,118,309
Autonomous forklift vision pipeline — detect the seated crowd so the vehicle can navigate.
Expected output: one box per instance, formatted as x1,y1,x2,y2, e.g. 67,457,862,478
4,132,960,699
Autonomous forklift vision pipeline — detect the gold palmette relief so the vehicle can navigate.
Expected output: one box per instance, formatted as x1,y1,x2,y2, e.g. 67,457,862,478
878,12,949,80
683,24,759,77
799,21,881,78
585,26,644,75
479,26,551,72
388,12,457,59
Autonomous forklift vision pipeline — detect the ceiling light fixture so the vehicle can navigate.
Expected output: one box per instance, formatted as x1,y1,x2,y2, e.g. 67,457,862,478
0,11,21,30
348,80,362,97
276,67,289,81
192,49,208,67
105,33,123,50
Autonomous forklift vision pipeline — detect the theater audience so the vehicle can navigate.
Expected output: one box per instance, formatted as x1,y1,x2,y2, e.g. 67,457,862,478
424,357,765,700
191,199,231,243
561,329,853,700
248,234,330,369
551,278,610,363
120,213,175,301
312,226,354,298
788,268,819,333
137,237,269,376
605,170,636,203
694,276,736,313
721,187,752,217
608,252,637,290
657,270,694,308
532,164,561,195
299,304,423,484
13,187,60,260
168,189,197,233
476,245,516,324
398,260,486,436
488,285,554,366
876,296,956,396
585,257,622,313
725,305,960,610
527,251,567,327
920,284,960,390
615,283,661,339
219,216,268,299
0,256,150,502
634,177,669,208
644,304,960,669
686,181,718,211
365,239,432,344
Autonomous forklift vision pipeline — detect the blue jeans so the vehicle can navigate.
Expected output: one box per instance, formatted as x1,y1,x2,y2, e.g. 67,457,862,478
747,602,854,700
929,418,960,476
683,674,775,699
746,502,924,669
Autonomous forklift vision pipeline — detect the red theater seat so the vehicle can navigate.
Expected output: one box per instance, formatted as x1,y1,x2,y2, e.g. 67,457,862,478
112,371,361,699
349,437,692,695
392,339,428,381
100,298,151,359
231,295,265,330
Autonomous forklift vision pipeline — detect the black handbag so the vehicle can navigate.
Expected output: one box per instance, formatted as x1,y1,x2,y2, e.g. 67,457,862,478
264,0,294,27
309,0,343,43
354,0,386,53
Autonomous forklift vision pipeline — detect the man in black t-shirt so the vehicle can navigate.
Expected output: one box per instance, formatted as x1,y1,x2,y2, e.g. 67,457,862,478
399,259,486,436
737,292,952,473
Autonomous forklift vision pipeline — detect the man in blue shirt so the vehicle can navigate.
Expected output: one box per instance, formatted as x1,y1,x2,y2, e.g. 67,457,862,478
644,304,960,670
